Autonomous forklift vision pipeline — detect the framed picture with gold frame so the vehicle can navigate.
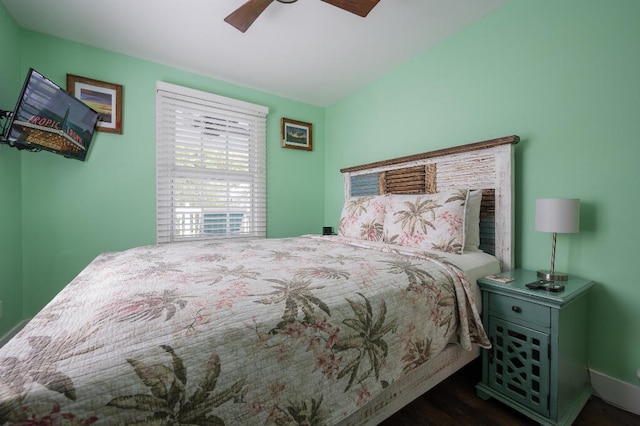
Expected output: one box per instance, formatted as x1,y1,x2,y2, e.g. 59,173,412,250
281,118,312,151
67,74,123,134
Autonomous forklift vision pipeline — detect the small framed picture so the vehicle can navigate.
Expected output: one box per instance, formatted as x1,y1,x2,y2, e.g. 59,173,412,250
281,118,312,151
67,74,123,134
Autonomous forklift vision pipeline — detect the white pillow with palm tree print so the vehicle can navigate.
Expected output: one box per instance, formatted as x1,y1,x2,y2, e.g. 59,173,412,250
338,195,388,241
383,190,468,254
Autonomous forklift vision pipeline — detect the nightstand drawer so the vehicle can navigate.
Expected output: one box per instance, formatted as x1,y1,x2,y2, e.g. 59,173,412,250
489,294,551,328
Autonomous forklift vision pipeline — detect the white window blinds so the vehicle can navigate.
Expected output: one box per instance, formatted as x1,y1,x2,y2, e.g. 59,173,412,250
156,81,268,243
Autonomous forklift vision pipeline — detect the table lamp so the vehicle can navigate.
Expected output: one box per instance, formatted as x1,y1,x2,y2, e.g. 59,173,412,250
535,198,580,281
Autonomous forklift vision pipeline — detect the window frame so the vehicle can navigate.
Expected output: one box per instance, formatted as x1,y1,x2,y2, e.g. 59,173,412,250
156,81,268,244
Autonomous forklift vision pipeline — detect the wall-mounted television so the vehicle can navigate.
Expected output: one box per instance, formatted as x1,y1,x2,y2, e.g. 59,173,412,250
1,68,99,161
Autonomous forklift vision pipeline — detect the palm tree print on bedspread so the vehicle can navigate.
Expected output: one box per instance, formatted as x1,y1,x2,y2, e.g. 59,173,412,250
249,381,328,426
0,324,102,423
107,345,245,425
385,257,456,333
253,278,332,332
99,289,189,323
333,293,397,392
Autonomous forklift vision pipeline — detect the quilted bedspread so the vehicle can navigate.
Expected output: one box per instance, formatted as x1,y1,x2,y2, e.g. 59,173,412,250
0,236,489,425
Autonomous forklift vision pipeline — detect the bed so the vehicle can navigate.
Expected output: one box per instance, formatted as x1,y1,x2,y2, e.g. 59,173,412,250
0,135,519,425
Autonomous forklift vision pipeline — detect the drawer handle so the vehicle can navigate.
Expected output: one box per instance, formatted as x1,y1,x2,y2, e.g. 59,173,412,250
512,306,522,313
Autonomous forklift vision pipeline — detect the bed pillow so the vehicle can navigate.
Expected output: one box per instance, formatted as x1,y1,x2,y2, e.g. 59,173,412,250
338,195,388,241
383,190,468,254
463,189,482,253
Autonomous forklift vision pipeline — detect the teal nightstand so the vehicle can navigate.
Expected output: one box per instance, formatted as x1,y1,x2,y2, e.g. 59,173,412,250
475,269,595,426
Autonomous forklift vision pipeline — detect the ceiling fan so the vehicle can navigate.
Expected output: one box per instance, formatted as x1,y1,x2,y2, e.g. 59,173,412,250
225,0,381,33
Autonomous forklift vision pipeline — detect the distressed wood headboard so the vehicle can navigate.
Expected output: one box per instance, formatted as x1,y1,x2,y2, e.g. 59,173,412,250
340,135,520,271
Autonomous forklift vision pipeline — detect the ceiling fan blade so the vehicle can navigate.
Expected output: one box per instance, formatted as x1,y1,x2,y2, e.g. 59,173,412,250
321,0,381,17
225,0,276,33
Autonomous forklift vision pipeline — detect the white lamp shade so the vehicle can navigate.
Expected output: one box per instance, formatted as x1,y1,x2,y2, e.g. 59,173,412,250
535,198,580,233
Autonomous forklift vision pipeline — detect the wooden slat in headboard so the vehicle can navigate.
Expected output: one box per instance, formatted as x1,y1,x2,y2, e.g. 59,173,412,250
340,135,519,271
382,165,427,194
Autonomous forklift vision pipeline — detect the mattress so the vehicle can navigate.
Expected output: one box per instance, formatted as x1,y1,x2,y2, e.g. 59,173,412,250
428,249,501,312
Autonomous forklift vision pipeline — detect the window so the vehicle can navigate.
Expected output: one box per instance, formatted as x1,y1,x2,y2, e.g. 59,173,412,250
156,82,268,243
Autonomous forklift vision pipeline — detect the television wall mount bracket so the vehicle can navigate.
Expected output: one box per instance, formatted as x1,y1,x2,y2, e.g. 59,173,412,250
0,110,41,151
0,109,13,144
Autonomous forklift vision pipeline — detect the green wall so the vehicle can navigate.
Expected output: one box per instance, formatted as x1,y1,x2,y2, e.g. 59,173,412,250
0,1,23,338
0,6,324,330
324,0,640,385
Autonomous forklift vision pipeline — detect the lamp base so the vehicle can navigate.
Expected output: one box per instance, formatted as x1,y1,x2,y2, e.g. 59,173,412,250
537,270,569,281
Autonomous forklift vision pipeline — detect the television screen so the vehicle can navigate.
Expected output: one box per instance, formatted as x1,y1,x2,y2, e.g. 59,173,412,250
5,68,99,161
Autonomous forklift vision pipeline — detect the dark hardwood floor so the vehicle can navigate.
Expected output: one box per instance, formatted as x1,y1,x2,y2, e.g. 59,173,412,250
379,358,640,425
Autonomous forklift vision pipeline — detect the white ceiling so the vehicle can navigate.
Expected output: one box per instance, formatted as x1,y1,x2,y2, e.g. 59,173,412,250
3,0,509,107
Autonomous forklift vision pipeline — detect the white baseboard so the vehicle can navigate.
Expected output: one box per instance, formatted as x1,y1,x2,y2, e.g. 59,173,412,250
0,320,29,348
590,368,640,416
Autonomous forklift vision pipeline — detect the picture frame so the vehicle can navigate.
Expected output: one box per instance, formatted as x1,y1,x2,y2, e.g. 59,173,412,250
281,118,312,151
66,74,123,134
